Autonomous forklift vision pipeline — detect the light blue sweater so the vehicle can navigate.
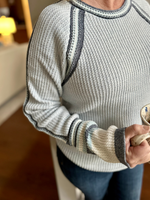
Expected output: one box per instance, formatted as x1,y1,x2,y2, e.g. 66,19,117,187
23,0,150,172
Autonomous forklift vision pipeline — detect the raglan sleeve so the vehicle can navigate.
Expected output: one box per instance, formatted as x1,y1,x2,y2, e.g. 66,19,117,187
23,6,130,168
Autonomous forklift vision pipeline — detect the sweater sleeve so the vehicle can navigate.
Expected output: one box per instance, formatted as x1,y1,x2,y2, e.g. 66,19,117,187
23,5,129,167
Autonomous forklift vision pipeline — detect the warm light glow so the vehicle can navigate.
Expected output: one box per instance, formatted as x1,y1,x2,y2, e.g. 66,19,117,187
21,0,33,38
0,16,17,36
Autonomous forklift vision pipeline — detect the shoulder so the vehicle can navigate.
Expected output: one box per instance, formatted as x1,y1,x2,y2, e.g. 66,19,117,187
132,0,150,20
40,0,71,18
35,0,71,31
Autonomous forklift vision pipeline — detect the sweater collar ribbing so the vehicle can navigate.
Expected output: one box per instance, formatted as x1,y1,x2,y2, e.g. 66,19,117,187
69,0,131,18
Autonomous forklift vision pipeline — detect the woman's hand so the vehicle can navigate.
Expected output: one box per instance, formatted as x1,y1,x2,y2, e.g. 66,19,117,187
125,124,150,168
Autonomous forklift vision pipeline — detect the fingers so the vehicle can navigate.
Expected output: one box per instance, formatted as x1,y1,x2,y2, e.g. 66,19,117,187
125,124,150,139
125,124,150,168
126,140,150,168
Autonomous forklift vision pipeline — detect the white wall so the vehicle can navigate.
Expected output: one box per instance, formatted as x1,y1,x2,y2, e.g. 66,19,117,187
28,0,57,26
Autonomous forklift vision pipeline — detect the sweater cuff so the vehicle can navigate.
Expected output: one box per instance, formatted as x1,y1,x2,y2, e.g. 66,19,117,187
86,125,120,163
115,128,131,168
67,118,98,153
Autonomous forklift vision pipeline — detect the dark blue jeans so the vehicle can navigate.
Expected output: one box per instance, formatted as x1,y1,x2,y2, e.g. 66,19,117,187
57,146,144,200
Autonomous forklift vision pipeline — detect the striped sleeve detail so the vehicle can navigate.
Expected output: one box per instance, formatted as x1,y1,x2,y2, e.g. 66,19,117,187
23,22,68,143
67,118,82,146
62,6,85,86
67,119,130,166
86,125,121,163
68,120,130,166
76,121,98,153
23,5,80,144
132,1,150,24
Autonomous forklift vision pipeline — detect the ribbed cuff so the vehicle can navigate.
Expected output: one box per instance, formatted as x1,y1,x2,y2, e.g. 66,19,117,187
115,128,131,168
86,125,121,163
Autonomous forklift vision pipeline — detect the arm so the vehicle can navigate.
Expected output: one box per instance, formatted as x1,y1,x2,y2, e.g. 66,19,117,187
23,6,137,167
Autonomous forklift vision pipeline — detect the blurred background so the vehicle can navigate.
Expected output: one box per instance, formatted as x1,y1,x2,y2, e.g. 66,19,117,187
0,0,150,200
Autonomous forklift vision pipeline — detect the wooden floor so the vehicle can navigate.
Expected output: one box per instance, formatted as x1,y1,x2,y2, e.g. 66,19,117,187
0,107,59,200
0,107,150,200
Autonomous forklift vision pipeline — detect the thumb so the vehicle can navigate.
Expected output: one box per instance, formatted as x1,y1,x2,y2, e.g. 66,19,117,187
125,125,150,143
126,125,150,138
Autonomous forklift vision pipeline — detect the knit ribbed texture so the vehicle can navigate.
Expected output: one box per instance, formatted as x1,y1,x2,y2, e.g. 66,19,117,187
23,0,150,172
86,126,119,163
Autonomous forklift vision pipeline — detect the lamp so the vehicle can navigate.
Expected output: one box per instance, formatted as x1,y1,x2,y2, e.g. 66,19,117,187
0,16,17,45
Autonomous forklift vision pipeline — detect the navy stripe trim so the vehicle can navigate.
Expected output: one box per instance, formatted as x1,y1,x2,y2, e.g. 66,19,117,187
78,5,131,19
23,24,68,141
115,128,131,168
85,125,98,154
74,121,82,147
70,0,131,19
63,5,75,84
67,118,79,145
62,7,85,86
132,2,150,25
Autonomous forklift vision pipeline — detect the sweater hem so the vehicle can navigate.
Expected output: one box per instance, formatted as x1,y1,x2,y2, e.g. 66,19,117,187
56,139,127,172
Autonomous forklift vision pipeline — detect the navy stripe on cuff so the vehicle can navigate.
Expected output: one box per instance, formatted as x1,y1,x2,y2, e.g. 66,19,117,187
115,128,131,168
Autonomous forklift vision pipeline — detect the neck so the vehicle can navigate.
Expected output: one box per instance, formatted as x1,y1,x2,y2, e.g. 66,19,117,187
81,0,125,10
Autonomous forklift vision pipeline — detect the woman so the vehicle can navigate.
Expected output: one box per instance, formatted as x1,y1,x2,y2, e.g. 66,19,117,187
23,0,150,199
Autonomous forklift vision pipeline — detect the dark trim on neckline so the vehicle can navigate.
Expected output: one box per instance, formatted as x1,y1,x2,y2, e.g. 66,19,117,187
69,0,131,19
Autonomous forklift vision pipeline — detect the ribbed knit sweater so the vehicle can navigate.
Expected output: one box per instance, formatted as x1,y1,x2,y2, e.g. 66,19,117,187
23,0,150,172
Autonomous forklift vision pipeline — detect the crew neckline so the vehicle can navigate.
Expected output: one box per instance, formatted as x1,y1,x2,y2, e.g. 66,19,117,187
69,0,131,18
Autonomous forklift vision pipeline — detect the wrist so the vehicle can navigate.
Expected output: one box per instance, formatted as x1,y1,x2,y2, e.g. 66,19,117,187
115,127,131,168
